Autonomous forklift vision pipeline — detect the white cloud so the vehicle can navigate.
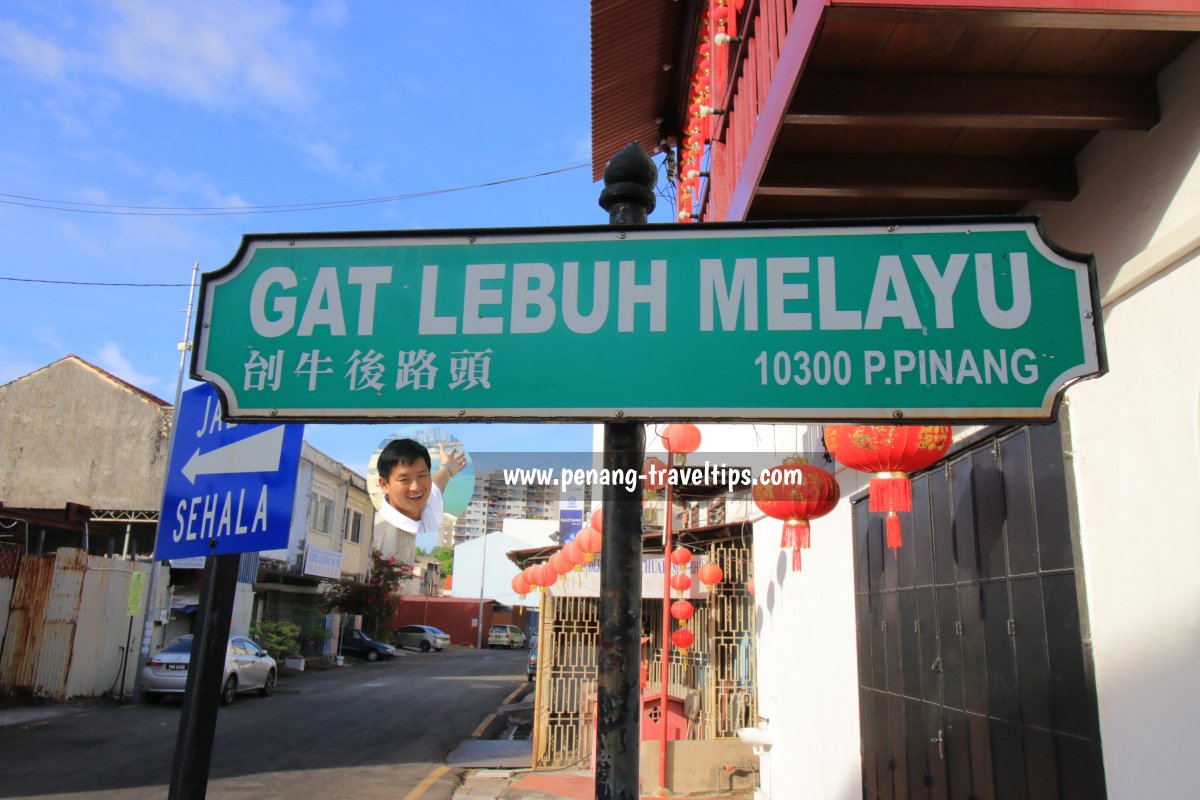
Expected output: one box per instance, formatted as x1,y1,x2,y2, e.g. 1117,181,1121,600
33,325,64,352
0,19,66,80
95,341,160,388
309,0,347,29
94,0,317,111
298,137,385,185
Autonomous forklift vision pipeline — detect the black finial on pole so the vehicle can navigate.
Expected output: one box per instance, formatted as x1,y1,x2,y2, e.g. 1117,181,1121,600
599,141,657,224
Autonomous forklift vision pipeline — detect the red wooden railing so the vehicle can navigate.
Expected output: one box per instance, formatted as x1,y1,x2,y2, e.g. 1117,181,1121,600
702,0,799,222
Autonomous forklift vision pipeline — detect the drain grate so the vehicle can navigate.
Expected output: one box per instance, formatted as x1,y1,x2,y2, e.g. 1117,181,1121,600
506,723,533,741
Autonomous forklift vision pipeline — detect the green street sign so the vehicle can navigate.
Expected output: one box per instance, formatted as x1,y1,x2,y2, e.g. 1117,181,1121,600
192,219,1104,422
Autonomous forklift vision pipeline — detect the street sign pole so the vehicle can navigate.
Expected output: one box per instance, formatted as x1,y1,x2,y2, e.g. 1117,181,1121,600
595,142,653,800
168,552,240,800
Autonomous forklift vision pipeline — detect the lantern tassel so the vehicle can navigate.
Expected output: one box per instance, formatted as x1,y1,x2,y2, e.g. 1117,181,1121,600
781,521,797,548
885,513,904,551
870,473,912,513
797,520,811,549
791,545,802,572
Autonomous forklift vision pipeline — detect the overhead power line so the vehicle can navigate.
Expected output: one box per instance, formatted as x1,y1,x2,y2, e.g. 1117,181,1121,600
0,163,590,216
0,276,189,287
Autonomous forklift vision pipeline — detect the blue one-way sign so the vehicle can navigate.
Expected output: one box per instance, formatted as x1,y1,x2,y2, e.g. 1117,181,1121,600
156,383,304,560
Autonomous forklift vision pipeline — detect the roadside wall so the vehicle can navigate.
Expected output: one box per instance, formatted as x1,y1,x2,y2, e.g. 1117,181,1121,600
1022,39,1200,798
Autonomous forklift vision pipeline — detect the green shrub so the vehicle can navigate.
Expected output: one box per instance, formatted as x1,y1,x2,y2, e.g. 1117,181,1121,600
249,620,302,661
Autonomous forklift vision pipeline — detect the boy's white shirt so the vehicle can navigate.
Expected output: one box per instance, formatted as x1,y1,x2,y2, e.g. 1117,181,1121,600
376,482,444,534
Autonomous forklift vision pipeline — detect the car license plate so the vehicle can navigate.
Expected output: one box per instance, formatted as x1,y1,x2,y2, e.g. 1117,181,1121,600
166,664,186,671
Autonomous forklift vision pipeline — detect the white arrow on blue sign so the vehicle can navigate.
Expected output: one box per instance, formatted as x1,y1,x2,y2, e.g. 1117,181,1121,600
156,383,304,560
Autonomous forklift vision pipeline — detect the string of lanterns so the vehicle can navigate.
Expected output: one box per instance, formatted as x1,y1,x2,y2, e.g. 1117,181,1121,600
677,0,744,224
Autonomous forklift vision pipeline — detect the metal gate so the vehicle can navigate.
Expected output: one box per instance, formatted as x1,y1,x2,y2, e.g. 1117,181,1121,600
854,423,1106,799
533,541,757,769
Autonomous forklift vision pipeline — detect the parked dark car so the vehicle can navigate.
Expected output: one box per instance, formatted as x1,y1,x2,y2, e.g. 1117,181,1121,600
393,624,451,652
339,629,396,662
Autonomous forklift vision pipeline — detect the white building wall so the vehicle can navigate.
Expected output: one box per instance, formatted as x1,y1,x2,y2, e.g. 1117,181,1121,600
1022,40,1200,799
638,423,866,799
452,529,555,608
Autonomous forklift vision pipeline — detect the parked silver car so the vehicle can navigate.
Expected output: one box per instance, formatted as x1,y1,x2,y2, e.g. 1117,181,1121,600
393,624,451,652
487,624,526,649
140,634,277,705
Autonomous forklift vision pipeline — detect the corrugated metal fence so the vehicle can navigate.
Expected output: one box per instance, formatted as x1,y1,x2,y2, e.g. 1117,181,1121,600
0,547,166,700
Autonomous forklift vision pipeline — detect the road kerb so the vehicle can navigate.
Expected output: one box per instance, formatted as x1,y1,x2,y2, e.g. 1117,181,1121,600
402,764,451,800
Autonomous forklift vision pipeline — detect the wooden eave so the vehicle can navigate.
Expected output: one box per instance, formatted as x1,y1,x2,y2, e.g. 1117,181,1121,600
590,1,1200,219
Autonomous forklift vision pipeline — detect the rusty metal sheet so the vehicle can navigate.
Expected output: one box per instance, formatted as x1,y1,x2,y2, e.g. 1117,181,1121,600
0,553,54,692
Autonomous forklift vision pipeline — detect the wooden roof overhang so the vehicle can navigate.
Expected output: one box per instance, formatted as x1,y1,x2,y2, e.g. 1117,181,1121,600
591,0,1200,220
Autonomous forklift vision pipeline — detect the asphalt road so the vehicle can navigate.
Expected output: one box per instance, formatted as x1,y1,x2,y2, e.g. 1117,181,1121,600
0,646,530,800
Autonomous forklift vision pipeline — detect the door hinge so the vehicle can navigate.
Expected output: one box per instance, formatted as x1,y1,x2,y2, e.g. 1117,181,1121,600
882,620,888,632
1007,619,1016,636
913,620,921,633
931,656,943,672
955,621,963,636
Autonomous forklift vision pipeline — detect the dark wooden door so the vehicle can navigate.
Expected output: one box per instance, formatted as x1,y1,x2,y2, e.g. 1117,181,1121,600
854,424,1106,800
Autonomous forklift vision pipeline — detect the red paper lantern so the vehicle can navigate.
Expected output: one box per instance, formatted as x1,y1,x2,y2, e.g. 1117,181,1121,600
662,423,701,455
550,551,572,576
670,573,692,594
753,457,840,572
534,563,558,590
825,425,951,551
670,599,695,626
523,565,539,586
511,574,530,597
669,546,692,567
671,628,695,652
698,562,724,586
563,539,586,569
746,579,755,597
577,526,602,561
643,457,668,490
590,507,604,532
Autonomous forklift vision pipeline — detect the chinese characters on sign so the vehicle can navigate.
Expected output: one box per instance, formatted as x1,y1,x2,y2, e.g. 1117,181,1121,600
243,347,494,394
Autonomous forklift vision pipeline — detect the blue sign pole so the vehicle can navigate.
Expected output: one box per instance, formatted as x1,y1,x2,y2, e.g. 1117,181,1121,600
157,382,304,800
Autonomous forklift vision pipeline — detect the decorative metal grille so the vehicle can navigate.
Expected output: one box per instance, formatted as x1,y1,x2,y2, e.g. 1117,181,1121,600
533,542,756,769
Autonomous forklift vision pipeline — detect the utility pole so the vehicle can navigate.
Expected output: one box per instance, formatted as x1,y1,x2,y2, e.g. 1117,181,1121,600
594,142,654,800
477,531,489,648
134,261,200,704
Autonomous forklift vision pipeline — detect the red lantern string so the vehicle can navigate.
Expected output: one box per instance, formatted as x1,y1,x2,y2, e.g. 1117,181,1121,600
698,562,723,586
563,539,586,570
670,599,695,626
550,551,572,576
669,546,693,568
577,526,602,562
643,457,668,490
671,627,695,652
662,423,702,455
534,563,557,591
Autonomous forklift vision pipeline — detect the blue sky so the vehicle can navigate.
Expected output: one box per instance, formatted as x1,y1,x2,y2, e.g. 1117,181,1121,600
0,1,676,473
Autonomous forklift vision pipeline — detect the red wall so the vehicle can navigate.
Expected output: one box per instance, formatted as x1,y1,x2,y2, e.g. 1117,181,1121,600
393,598,532,647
